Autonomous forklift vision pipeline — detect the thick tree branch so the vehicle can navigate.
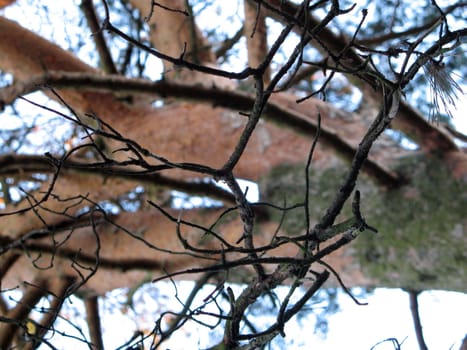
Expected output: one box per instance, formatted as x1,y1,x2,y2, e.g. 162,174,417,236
0,72,404,187
254,0,460,154
0,279,48,348
215,25,244,59
0,154,237,204
244,0,270,83
356,2,465,46
80,0,118,74
22,277,75,350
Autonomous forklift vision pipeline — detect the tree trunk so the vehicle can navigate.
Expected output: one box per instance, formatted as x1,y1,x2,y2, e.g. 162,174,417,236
0,1,465,300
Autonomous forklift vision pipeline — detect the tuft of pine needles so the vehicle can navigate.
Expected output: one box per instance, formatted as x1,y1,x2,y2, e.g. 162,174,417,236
423,58,464,123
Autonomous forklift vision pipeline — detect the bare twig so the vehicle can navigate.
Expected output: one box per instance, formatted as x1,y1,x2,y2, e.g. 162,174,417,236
408,290,429,350
84,296,104,350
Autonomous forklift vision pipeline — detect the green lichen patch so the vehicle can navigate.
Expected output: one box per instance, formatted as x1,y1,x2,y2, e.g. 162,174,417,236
358,155,466,291
259,163,347,236
259,156,466,291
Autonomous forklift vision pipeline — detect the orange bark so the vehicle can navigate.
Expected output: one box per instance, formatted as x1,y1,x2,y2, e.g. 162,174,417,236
0,2,465,299
244,0,270,83
0,15,362,182
1,208,281,294
0,16,131,118
0,0,14,9
130,0,216,82
1,204,372,295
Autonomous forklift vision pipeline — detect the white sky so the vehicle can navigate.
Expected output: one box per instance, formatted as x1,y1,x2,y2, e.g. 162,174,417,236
16,286,464,349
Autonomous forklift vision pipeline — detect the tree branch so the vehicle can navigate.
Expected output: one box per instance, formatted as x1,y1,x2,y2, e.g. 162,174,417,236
0,72,404,187
80,0,118,74
0,154,237,204
22,277,75,350
84,296,104,350
254,0,460,154
408,290,429,350
0,279,48,348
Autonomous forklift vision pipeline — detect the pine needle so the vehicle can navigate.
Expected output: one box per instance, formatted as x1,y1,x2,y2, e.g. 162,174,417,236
423,58,464,123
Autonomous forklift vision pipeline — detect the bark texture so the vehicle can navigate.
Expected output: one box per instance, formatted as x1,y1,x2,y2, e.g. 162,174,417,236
0,1,466,299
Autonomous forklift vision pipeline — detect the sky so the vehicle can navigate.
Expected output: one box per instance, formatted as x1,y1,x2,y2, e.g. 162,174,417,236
9,285,463,349
319,289,467,350
1,1,466,349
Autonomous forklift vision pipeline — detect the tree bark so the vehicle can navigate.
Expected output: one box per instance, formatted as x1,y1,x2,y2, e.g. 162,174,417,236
0,2,465,299
0,279,47,347
244,0,270,83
